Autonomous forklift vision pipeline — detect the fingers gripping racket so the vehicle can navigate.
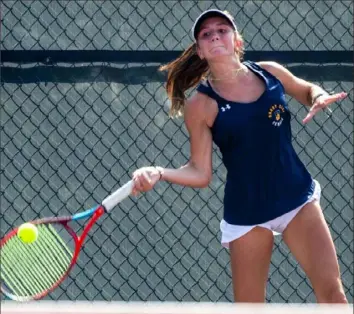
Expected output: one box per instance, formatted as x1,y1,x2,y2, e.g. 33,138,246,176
0,180,134,301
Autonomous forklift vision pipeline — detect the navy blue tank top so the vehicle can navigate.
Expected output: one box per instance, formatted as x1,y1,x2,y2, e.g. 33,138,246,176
196,61,314,225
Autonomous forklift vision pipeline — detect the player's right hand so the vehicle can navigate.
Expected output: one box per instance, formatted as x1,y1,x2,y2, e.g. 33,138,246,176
132,166,162,196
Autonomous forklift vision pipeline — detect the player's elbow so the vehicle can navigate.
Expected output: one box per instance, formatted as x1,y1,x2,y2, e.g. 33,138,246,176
188,161,212,188
197,172,212,188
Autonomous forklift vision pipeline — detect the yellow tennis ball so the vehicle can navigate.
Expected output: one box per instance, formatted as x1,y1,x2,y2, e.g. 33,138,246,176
17,223,38,244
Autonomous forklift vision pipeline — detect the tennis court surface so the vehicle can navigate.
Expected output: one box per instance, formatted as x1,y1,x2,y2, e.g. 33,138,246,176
2,301,353,314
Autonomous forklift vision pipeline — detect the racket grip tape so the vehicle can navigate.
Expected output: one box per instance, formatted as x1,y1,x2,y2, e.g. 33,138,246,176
102,180,134,212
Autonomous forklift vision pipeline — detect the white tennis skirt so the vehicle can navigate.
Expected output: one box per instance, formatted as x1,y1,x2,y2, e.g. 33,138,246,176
220,180,321,248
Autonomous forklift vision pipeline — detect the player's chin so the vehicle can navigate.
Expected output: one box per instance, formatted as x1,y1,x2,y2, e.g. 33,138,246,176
207,50,233,60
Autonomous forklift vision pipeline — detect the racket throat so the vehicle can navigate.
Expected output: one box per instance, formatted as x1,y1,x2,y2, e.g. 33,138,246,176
77,207,105,246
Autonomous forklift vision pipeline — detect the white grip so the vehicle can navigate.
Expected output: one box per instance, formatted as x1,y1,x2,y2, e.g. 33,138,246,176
102,180,134,212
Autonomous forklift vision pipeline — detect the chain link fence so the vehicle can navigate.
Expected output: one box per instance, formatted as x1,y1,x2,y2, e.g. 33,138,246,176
1,0,353,303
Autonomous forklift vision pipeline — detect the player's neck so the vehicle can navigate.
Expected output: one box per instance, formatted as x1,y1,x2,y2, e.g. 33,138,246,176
208,58,247,83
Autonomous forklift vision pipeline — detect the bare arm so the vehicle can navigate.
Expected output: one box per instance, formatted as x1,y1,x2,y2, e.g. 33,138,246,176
159,93,213,188
257,61,328,107
132,93,213,193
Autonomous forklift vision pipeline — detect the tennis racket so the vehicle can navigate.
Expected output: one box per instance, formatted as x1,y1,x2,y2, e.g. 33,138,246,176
0,180,134,301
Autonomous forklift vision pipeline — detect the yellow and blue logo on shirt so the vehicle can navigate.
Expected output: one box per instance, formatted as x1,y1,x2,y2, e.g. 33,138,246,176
268,104,285,127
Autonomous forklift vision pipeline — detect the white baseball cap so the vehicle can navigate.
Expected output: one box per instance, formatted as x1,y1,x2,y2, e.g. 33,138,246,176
191,9,238,40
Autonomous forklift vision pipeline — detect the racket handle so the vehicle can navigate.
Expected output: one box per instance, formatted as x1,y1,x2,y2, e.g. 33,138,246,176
102,180,134,212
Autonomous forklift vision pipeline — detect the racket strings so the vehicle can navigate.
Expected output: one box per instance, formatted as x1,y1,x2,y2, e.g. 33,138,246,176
1,224,73,298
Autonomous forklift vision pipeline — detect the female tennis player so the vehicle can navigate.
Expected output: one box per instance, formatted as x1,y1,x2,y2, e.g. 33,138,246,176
131,9,348,303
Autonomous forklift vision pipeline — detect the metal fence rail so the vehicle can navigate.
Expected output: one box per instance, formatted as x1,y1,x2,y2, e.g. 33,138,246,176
1,0,353,303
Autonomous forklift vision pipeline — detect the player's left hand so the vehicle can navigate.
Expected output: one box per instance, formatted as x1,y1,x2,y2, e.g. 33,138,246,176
303,92,347,124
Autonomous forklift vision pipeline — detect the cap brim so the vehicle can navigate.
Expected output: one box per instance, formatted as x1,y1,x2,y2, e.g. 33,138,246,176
192,9,237,40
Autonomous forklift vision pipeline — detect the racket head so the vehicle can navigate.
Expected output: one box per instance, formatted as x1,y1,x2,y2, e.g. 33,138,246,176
0,218,77,301
0,207,104,301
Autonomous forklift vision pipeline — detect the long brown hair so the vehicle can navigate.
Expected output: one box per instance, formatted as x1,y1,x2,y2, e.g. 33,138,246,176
160,28,244,118
159,43,209,117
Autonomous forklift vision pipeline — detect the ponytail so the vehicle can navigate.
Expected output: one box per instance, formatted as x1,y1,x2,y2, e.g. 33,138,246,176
159,43,209,117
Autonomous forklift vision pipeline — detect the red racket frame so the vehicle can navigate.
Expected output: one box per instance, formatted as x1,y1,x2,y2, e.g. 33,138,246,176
0,206,105,301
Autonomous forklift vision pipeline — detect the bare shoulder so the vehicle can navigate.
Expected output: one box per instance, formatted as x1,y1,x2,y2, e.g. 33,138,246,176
184,92,211,126
256,61,287,77
257,61,300,86
184,92,210,113
257,61,312,105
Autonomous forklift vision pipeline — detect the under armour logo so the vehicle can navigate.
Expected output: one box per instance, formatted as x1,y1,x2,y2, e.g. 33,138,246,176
221,104,231,112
